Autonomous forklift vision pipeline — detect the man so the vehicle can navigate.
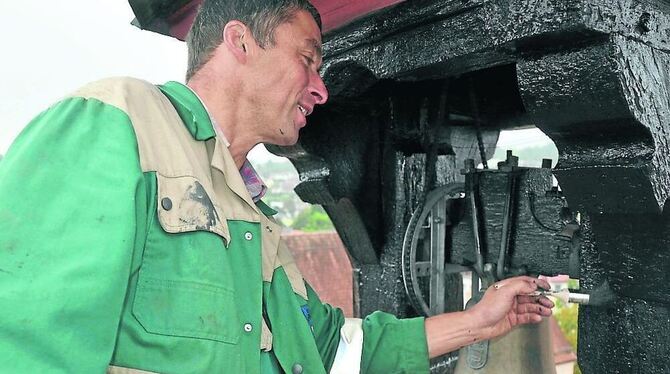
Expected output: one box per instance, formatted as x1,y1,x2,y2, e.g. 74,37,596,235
0,0,553,373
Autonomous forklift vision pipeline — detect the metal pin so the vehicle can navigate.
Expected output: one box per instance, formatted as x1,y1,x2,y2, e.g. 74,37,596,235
528,289,590,305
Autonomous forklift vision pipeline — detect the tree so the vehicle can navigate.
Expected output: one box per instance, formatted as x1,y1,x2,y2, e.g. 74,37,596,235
291,205,334,232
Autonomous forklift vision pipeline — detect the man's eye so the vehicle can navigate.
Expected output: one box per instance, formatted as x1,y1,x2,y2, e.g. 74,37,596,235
303,55,314,65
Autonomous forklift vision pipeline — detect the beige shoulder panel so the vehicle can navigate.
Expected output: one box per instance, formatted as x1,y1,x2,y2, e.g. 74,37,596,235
70,77,209,177
276,239,308,300
107,365,157,374
70,78,231,244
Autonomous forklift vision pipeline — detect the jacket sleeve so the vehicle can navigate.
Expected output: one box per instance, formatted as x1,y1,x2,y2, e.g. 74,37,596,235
0,97,146,373
360,312,430,373
305,284,430,374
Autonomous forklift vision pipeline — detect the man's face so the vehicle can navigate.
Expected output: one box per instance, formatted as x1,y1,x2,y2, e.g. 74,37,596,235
245,10,328,146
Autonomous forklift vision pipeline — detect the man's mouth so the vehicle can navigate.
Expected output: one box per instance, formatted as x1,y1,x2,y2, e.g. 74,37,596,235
298,104,310,116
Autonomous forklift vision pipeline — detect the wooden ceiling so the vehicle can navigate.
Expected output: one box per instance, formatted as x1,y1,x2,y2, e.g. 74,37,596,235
138,0,406,40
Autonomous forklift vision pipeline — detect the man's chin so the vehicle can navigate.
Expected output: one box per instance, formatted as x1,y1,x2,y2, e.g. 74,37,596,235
283,125,302,145
282,136,300,146
269,134,300,147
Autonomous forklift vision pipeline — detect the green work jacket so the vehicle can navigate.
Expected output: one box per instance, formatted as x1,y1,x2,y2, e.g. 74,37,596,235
0,78,429,373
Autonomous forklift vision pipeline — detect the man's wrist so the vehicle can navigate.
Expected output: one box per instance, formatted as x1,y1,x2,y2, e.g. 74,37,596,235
462,308,492,342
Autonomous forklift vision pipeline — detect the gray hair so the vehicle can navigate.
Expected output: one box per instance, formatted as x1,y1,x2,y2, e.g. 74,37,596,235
186,0,322,81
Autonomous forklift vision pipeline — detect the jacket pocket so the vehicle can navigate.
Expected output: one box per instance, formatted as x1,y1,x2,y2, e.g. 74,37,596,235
155,173,230,245
132,277,240,344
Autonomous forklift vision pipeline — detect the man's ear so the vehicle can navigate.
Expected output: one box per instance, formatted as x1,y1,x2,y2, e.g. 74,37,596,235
223,20,249,63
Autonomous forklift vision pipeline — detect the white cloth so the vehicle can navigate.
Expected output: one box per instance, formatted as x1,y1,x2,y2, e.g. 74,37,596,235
330,318,364,374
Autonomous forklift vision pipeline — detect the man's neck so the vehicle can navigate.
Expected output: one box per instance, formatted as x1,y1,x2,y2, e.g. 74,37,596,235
186,78,255,169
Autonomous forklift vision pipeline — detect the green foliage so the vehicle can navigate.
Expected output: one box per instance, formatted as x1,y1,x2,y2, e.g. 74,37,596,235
567,278,579,289
554,299,582,374
292,205,334,232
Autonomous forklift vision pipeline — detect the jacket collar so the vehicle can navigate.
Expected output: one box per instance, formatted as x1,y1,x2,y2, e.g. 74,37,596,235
159,81,264,217
159,81,216,141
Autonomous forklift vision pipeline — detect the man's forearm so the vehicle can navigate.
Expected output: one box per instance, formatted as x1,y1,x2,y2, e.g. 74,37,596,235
424,310,488,358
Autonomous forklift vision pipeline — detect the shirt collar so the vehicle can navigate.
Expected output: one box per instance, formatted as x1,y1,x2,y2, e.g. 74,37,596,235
239,160,268,202
159,81,267,202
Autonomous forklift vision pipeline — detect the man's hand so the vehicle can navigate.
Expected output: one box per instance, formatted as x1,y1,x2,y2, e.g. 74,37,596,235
467,276,554,340
424,276,554,358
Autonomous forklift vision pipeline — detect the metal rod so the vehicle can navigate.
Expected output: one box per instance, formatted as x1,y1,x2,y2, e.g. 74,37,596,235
468,173,485,279
497,170,517,280
528,289,591,305
429,197,447,314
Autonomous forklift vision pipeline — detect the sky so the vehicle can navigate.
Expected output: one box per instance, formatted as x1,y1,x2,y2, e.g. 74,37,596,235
0,1,190,154
0,1,553,161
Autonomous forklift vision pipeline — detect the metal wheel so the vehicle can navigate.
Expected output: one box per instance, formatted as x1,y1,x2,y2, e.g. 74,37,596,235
401,183,466,316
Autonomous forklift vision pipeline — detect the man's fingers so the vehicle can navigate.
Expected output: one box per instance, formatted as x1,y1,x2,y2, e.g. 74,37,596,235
509,276,551,290
516,295,555,308
495,277,541,295
516,302,552,316
535,278,552,291
516,313,543,325
537,296,555,308
492,276,552,296
516,295,541,304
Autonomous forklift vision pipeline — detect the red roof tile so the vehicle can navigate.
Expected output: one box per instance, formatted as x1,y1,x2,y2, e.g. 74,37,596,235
283,231,354,317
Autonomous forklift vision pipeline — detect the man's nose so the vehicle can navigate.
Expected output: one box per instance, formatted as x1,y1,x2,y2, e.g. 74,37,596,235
309,71,329,105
